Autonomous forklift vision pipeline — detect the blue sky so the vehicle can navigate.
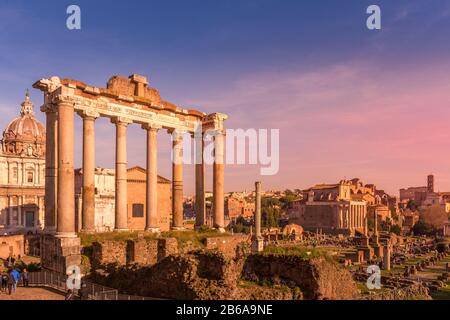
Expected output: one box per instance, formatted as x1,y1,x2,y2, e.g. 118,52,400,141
1,0,450,194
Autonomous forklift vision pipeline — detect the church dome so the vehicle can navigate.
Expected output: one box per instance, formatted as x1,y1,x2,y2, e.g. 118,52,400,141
1,91,46,158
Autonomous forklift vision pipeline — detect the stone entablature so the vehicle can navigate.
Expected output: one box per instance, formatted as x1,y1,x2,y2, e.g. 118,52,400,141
34,75,226,133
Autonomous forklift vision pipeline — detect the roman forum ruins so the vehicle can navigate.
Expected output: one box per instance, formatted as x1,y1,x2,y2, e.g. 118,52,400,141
32,74,227,271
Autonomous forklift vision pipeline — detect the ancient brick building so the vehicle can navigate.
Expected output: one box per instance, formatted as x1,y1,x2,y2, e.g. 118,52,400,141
75,166,171,232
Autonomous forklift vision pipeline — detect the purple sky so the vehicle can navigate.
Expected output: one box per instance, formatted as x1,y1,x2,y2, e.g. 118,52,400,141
1,1,450,195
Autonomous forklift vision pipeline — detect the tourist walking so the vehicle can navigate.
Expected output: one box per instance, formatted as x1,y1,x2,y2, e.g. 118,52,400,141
22,268,29,287
1,271,8,293
6,271,14,295
10,269,20,293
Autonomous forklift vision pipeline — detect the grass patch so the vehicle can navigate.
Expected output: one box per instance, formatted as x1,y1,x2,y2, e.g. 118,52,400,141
79,229,232,249
261,245,333,261
238,279,293,293
430,284,450,300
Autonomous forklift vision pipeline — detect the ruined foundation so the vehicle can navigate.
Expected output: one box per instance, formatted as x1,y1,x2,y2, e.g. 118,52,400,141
40,234,82,274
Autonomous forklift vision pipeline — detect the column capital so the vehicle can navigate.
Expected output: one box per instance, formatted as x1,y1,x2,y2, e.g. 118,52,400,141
77,109,100,120
40,103,57,113
168,128,187,141
142,123,162,131
204,128,226,138
111,116,133,126
168,128,187,135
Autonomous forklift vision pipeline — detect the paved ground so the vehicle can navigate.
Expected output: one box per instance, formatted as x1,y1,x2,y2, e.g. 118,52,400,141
0,286,65,300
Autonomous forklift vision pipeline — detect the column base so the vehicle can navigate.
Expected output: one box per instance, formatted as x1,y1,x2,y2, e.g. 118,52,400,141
79,229,96,234
215,227,226,233
145,227,160,234
114,228,130,233
40,234,81,274
171,226,186,231
251,236,264,253
54,232,78,238
43,227,57,235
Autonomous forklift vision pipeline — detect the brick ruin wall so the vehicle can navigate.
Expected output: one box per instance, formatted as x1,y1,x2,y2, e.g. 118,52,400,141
91,235,249,269
91,237,179,269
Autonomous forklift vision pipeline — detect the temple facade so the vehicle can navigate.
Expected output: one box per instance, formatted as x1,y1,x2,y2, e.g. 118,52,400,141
289,179,371,236
0,92,46,234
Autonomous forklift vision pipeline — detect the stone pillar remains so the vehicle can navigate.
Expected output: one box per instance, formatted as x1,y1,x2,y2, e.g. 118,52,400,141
43,105,57,233
171,130,184,230
383,245,391,271
56,101,76,237
112,117,131,231
252,181,264,253
144,124,160,233
81,111,97,232
194,132,206,228
213,130,225,232
374,211,379,236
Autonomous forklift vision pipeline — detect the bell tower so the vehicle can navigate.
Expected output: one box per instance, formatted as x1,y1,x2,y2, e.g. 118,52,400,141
427,174,434,193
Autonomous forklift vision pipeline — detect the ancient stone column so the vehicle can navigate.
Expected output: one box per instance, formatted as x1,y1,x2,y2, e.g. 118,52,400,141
194,131,206,228
255,181,262,238
43,105,58,233
81,112,97,232
374,211,378,236
144,124,159,233
213,130,225,232
56,101,76,237
171,129,184,230
252,181,264,253
383,245,391,270
112,117,131,232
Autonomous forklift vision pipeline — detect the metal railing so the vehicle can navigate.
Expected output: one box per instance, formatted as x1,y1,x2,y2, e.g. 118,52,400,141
28,270,156,300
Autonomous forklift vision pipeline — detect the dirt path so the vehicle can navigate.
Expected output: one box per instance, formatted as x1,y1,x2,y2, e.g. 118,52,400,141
0,286,65,300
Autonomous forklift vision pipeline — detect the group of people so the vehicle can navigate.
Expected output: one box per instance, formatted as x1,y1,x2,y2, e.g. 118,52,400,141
1,268,29,295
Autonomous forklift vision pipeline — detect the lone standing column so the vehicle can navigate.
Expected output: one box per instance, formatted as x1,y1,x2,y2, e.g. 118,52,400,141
255,181,262,238
81,111,98,232
144,124,160,232
383,245,391,270
194,129,206,228
213,130,225,232
171,129,184,230
56,101,76,237
42,104,57,233
252,181,264,252
112,117,131,232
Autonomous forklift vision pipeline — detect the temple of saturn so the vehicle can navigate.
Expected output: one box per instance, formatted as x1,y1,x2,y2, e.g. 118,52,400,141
32,74,227,272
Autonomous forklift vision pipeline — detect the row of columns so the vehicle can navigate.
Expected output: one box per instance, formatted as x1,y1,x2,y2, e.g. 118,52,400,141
339,204,366,230
43,101,226,236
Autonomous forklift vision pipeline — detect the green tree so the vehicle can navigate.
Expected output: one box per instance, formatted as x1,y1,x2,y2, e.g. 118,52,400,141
413,220,436,236
262,207,280,228
390,224,401,235
407,200,417,211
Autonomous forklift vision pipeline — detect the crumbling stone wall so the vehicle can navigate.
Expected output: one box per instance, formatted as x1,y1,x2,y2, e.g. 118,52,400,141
242,254,359,300
205,235,249,259
40,235,81,273
90,250,244,299
91,238,179,269
90,249,357,300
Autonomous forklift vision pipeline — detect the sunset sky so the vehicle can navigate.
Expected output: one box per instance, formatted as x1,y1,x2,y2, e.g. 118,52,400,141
1,0,450,195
